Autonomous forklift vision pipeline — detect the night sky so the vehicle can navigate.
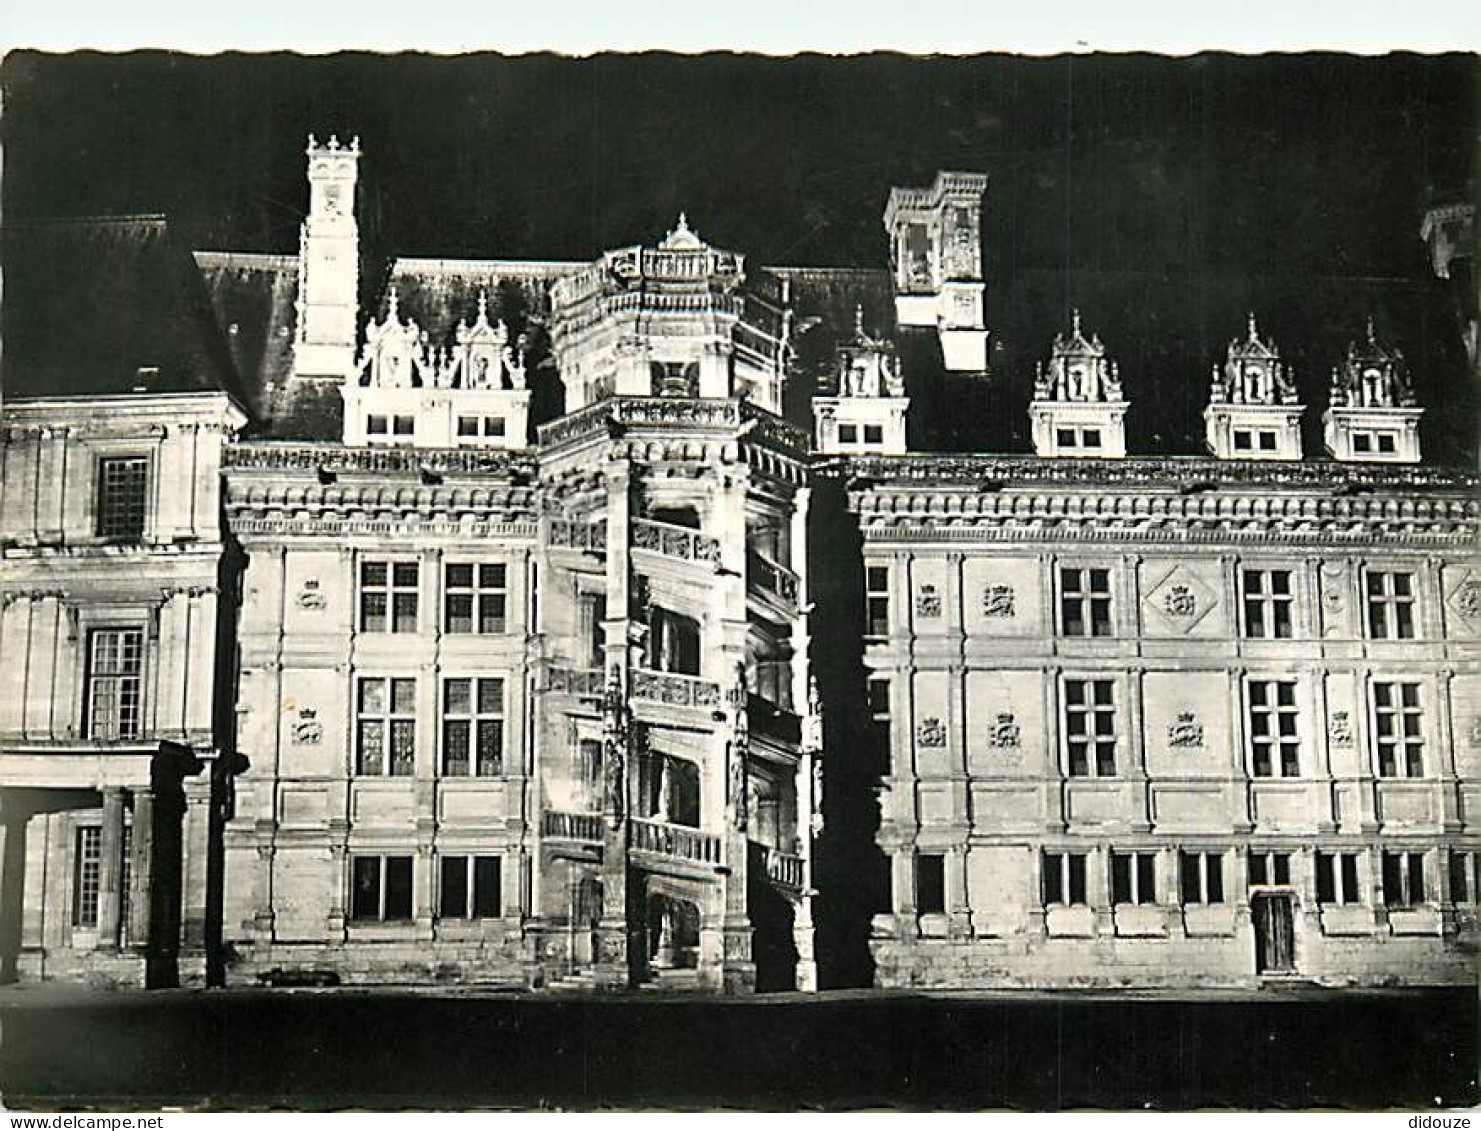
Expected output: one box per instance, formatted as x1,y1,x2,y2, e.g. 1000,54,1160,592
2,50,1477,457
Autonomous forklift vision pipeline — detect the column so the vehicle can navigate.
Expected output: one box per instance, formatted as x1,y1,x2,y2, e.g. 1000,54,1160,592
178,779,212,984
1127,666,1151,833
1435,669,1462,833
127,789,155,951
98,788,127,949
594,460,632,988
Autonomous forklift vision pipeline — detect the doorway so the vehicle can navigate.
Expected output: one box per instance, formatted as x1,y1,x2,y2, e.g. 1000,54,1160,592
1252,891,1296,975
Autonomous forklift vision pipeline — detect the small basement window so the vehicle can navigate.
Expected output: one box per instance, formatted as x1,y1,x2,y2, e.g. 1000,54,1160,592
916,853,946,915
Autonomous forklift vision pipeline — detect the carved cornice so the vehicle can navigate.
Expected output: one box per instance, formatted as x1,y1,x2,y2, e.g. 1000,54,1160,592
224,443,536,479
832,454,1478,493
229,517,538,541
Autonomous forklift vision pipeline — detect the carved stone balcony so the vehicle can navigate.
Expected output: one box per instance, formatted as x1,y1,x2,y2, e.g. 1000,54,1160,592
630,669,722,710
545,666,605,698
536,396,809,457
631,517,721,565
755,843,805,891
630,817,723,866
541,809,604,844
747,548,800,607
548,518,607,553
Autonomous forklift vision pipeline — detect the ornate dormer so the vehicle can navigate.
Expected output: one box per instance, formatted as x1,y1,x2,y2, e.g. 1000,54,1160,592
813,306,909,454
340,288,531,448
1028,311,1128,458
1323,318,1423,462
882,171,990,372
1204,314,1304,460
292,134,362,383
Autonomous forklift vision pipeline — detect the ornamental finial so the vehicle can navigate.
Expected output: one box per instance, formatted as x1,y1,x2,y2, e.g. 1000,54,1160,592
1247,311,1259,341
1072,308,1082,336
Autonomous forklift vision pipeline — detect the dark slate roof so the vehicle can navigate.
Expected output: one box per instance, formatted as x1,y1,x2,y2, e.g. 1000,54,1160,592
2,215,239,401
192,251,298,428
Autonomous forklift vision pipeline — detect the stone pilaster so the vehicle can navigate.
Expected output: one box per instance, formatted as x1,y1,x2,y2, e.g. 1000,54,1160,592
127,789,155,951
97,788,127,950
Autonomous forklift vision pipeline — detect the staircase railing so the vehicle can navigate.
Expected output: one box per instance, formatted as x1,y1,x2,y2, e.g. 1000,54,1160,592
629,817,723,865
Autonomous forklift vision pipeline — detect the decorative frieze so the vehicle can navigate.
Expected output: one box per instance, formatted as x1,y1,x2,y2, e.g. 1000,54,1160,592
225,442,535,477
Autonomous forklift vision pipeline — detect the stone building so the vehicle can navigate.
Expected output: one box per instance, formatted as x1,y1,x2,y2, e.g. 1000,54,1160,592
1,139,1477,991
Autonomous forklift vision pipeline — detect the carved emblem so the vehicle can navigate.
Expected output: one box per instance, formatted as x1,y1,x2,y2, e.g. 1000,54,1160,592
1457,578,1481,620
1167,712,1204,749
296,579,326,611
599,934,626,962
1162,585,1198,618
982,584,1016,618
1329,710,1354,746
915,584,943,618
916,717,947,748
1469,717,1481,749
987,712,1021,749
292,709,323,746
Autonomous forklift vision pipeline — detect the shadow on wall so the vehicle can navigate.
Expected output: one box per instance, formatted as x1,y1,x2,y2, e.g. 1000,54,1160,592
809,480,889,991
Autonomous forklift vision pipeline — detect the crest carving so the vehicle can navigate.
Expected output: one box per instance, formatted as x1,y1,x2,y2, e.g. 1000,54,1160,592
987,712,1021,749
916,718,947,748
915,585,943,618
292,709,323,746
982,584,1016,618
1167,712,1204,748
1162,585,1198,618
1329,710,1354,746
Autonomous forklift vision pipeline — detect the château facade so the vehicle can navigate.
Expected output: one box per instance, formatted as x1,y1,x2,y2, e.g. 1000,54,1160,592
1,136,1477,992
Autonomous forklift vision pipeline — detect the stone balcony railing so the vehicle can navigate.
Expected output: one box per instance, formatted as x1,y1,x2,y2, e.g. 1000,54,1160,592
756,843,805,890
542,809,604,844
630,669,723,710
548,518,607,553
545,666,605,697
747,549,800,605
631,517,721,565
630,817,723,866
536,396,809,456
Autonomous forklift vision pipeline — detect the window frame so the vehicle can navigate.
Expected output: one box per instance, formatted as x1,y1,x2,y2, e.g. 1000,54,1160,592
1245,677,1302,778
72,824,103,928
85,626,146,742
864,563,891,638
1381,849,1427,909
359,559,421,634
355,675,418,777
440,675,506,778
1060,676,1118,778
915,853,947,916
1363,568,1418,641
1042,850,1089,907
95,453,151,542
1370,679,1425,779
1178,850,1226,905
1316,851,1363,905
1110,850,1158,906
1449,850,1480,906
443,562,509,635
1239,567,1295,639
350,854,414,922
438,854,503,920
1057,565,1114,638
1247,850,1292,888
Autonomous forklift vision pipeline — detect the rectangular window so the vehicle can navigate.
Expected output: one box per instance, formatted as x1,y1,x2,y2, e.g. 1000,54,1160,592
1056,427,1076,447
1316,852,1362,905
1382,850,1427,909
356,677,417,776
1179,851,1226,905
438,855,502,919
1081,428,1101,448
97,456,149,540
393,415,415,436
1241,568,1294,639
1365,570,1416,640
1377,434,1396,454
441,677,505,777
1111,850,1157,905
456,416,478,437
72,826,103,927
1042,851,1088,906
863,424,883,445
444,563,508,634
483,416,507,438
1062,678,1117,777
367,414,389,436
1247,679,1300,778
1248,851,1291,887
1258,431,1278,451
865,565,890,637
359,561,419,633
1449,850,1479,905
1372,681,1424,778
86,628,145,741
867,676,891,749
350,855,413,921
1352,432,1372,454
916,854,946,915
838,424,858,444
1059,567,1113,637
1234,430,1253,452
